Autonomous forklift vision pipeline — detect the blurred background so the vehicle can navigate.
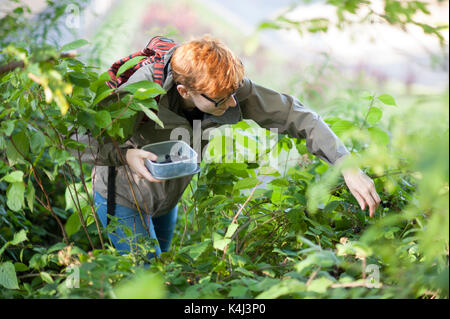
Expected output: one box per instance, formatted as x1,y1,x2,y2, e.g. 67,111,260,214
0,1,448,299
1,0,448,111
1,0,448,179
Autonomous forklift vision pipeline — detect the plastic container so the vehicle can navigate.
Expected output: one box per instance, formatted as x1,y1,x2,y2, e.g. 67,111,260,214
142,140,200,180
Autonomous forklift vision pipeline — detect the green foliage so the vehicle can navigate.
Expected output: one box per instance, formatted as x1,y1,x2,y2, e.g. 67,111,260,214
0,0,447,300
258,0,448,47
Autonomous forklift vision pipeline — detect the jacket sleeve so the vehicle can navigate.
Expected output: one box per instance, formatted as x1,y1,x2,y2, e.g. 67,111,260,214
237,78,350,165
70,65,153,166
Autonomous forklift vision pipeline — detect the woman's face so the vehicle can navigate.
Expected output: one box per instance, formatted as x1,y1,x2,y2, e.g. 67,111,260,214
177,84,237,116
190,92,237,116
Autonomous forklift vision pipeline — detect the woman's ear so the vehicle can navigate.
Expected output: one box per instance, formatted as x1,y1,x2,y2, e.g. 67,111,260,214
176,84,190,99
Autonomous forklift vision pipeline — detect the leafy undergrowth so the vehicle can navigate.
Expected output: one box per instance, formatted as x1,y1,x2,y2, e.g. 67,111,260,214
0,0,448,299
1,129,448,298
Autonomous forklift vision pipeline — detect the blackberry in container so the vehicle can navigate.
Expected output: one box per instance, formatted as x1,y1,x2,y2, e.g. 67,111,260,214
142,140,200,180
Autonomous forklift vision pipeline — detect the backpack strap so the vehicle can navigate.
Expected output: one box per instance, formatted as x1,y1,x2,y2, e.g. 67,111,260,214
146,36,176,87
106,166,116,224
106,36,176,90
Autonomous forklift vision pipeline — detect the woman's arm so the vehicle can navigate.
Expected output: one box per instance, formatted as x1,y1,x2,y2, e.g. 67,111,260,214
236,78,380,216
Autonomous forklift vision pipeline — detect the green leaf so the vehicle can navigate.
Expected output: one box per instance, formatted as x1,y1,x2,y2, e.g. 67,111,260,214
61,39,89,51
14,262,29,272
114,272,167,299
228,285,248,298
30,131,46,154
1,120,14,136
0,262,19,289
235,267,255,278
115,271,166,299
366,106,383,126
67,96,87,108
0,243,9,258
90,72,112,93
133,88,165,100
40,272,54,284
268,178,289,187
306,277,334,294
121,80,165,96
117,56,146,77
213,238,231,251
368,127,390,146
187,240,211,260
10,229,27,245
6,131,29,165
225,223,239,238
7,182,25,212
330,119,356,136
324,200,341,213
65,212,81,237
233,120,252,130
2,170,23,183
95,110,112,129
93,88,114,106
258,21,282,30
67,72,90,87
255,278,305,299
377,94,397,106
65,183,90,212
198,195,227,210
233,177,260,190
77,110,96,130
135,102,164,128
213,233,231,251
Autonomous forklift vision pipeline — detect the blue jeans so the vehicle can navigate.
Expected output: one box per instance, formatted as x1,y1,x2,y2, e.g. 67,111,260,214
94,191,177,259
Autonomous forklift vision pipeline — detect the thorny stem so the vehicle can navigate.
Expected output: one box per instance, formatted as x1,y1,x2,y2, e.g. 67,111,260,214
221,184,259,261
360,94,376,130
62,165,95,250
8,136,69,244
31,112,104,248
177,202,189,253
188,184,199,231
0,53,76,75
237,212,286,255
37,103,96,248
306,267,321,286
74,128,105,249
251,222,284,263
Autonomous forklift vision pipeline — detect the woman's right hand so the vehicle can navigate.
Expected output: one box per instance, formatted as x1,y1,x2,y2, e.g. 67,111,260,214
125,149,162,183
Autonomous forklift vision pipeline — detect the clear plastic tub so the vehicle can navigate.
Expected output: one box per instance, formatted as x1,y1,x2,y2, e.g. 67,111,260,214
142,140,200,180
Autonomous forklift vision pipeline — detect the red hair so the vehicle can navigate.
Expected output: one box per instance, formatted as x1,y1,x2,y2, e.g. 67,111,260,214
171,35,244,98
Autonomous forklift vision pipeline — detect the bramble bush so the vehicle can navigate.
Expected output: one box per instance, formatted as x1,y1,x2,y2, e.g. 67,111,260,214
0,0,448,299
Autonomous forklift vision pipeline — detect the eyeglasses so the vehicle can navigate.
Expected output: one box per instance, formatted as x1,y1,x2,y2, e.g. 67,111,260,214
200,91,237,108
176,81,242,108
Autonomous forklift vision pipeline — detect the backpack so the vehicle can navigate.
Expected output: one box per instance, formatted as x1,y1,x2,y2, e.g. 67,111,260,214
106,36,177,92
102,36,177,226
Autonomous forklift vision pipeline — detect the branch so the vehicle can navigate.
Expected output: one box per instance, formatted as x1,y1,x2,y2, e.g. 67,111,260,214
73,128,105,249
8,136,69,244
0,53,76,75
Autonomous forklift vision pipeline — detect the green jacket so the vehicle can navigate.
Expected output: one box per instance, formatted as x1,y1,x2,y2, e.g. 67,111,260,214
74,46,349,217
